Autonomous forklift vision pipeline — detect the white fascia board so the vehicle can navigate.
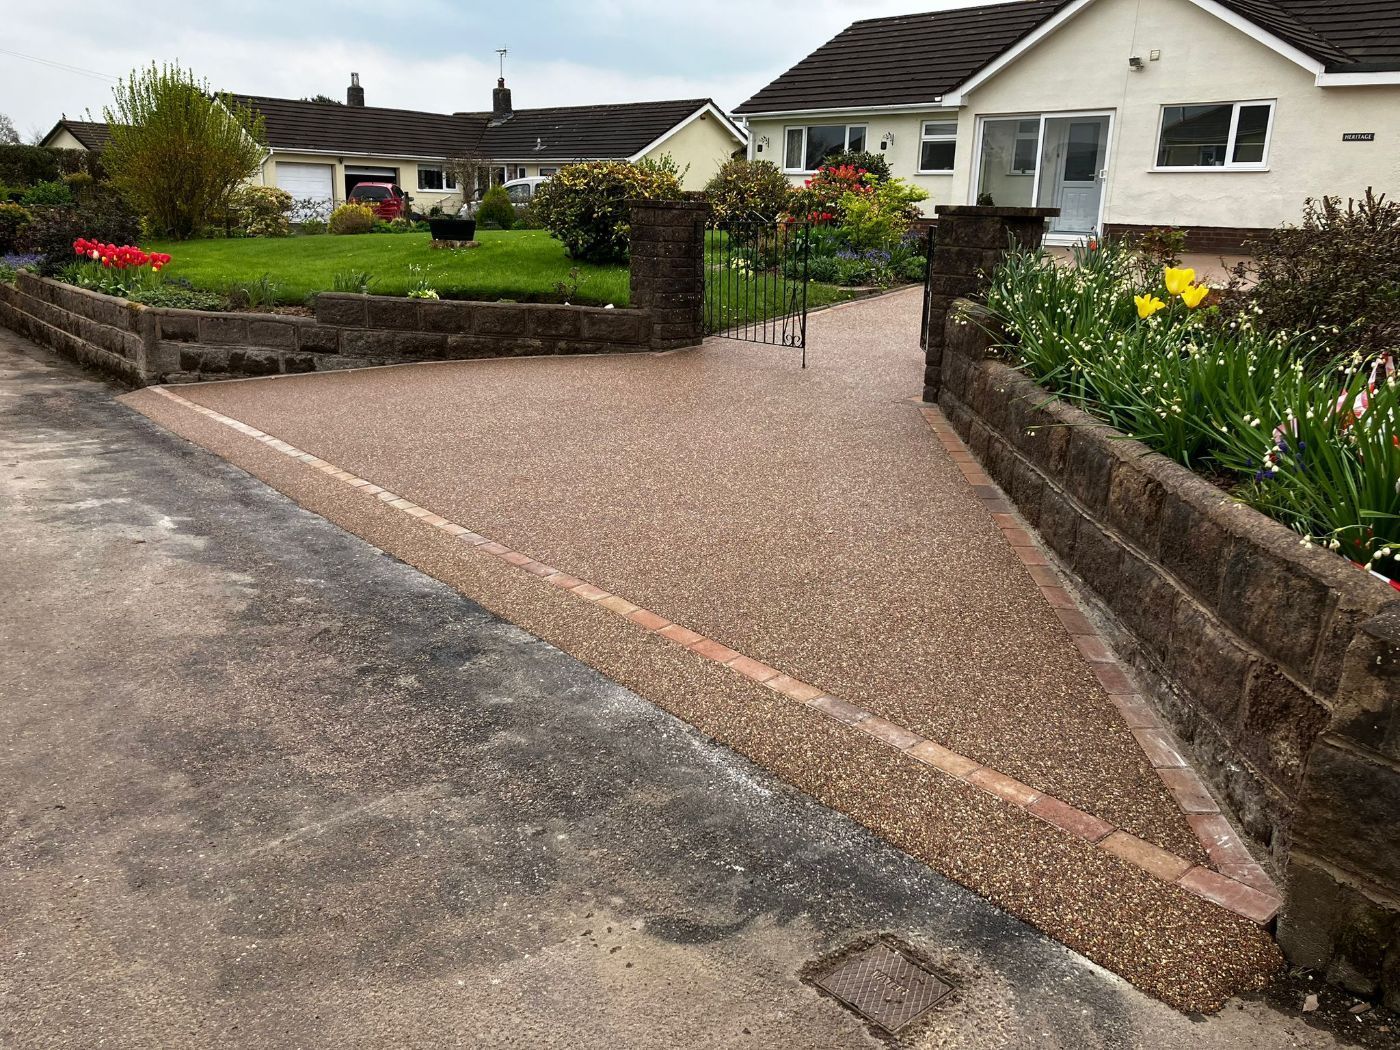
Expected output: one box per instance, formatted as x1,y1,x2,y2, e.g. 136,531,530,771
627,102,748,163
1316,70,1400,86
734,101,954,120
949,0,1096,101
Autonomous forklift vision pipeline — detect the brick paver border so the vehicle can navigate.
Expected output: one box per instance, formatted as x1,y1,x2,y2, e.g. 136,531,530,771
148,385,1282,925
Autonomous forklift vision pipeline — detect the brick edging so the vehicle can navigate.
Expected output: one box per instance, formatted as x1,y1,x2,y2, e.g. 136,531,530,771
147,385,1282,924
915,402,1280,918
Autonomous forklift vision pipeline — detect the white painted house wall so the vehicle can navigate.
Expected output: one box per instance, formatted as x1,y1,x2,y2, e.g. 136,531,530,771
744,0,1400,232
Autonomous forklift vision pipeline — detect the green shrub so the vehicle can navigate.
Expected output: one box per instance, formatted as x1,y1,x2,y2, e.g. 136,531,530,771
1238,189,1400,362
785,164,872,225
24,191,143,274
532,158,684,263
21,180,74,207
102,62,267,239
0,202,32,253
838,178,928,250
514,201,545,230
229,185,293,237
824,149,892,184
704,158,791,225
329,202,375,235
476,185,515,230
299,219,328,236
0,144,60,188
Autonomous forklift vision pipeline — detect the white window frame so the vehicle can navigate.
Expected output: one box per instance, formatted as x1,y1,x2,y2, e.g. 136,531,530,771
916,119,959,174
1152,99,1275,172
782,123,869,174
1009,119,1041,175
415,165,458,192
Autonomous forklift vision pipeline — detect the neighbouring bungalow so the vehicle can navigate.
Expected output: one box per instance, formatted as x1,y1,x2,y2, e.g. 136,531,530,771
42,74,746,216
734,0,1400,249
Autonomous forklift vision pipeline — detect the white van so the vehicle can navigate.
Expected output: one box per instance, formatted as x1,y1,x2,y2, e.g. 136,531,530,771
459,176,551,217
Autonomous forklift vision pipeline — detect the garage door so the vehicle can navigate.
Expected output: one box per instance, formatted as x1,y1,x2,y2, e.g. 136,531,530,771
275,162,334,221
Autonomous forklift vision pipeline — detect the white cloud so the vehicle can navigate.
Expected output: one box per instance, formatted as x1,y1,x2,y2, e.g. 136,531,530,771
2,0,976,132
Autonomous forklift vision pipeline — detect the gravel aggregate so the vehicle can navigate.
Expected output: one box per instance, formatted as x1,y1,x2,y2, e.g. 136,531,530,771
125,385,1281,1013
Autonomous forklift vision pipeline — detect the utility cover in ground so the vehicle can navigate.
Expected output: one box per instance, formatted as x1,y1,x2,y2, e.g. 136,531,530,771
814,942,952,1034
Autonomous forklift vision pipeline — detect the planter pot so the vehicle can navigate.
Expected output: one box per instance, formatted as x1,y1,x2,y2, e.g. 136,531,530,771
428,218,477,242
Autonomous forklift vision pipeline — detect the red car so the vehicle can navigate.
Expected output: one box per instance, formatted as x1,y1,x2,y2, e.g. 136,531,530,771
347,182,410,220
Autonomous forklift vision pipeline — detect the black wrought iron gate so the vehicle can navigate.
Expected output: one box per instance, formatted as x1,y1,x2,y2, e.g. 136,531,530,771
704,214,812,367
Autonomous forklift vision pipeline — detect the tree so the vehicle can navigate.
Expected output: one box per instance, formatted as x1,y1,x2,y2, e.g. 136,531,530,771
445,151,490,202
0,113,19,146
305,94,342,105
101,62,266,239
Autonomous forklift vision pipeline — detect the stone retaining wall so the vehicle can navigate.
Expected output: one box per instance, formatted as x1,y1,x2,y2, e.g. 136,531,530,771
941,301,1400,1006
0,273,654,385
0,201,712,385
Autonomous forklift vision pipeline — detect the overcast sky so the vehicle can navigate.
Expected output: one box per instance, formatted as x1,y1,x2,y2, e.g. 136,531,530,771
2,0,976,138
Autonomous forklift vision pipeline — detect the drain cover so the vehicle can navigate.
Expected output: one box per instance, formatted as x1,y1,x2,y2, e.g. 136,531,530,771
814,942,951,1034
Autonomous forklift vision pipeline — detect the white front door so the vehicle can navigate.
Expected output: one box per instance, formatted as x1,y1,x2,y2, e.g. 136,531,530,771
1043,118,1108,235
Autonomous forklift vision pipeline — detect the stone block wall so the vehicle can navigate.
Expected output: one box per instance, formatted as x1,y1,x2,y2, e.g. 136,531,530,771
0,276,655,385
940,301,1400,1006
1,203,710,385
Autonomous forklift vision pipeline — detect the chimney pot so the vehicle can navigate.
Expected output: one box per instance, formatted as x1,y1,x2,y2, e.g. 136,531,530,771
347,72,365,107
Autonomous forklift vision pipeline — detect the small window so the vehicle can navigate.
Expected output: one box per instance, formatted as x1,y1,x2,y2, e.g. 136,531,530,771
1157,101,1274,169
538,167,558,177
416,166,457,191
506,183,532,203
783,124,869,172
918,120,958,172
1011,119,1039,174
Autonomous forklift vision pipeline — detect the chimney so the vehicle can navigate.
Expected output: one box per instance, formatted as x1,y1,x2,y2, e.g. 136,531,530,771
491,77,513,124
347,72,364,107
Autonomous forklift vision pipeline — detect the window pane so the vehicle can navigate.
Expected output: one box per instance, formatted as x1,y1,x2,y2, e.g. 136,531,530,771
785,128,804,168
418,167,444,190
1063,122,1101,181
977,119,1036,207
1158,104,1232,166
1012,135,1038,173
923,121,957,137
846,126,866,152
1232,104,1271,164
804,125,846,169
920,139,957,171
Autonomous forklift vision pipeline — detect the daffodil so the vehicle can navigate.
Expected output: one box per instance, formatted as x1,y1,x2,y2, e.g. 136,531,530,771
1135,293,1166,319
1180,283,1210,309
1163,267,1197,296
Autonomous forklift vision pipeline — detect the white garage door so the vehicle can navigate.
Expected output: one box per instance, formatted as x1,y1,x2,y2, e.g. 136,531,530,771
275,162,334,221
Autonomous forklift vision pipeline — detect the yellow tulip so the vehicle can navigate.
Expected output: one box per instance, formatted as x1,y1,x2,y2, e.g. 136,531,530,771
1180,283,1210,309
1163,267,1197,296
1135,294,1167,319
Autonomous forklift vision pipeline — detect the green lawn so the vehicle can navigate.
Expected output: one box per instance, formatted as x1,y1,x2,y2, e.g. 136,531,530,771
149,230,631,307
149,228,862,327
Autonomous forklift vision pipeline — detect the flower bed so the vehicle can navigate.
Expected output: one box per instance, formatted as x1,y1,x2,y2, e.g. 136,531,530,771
985,240,1400,586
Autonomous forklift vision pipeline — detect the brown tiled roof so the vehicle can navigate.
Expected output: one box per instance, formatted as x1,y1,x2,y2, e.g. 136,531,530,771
225,94,485,158
735,0,1400,115
48,119,112,150
479,98,718,159
1217,0,1400,70
64,94,730,162
734,0,1073,113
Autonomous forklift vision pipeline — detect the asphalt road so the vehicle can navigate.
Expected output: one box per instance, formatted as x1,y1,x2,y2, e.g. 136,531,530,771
0,330,1359,1048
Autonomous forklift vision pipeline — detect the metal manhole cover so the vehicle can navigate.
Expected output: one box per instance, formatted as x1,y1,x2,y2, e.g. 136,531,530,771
814,942,952,1034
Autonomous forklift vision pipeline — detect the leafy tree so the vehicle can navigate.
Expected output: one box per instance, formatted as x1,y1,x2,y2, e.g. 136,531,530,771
307,94,342,104
0,113,19,146
101,63,266,239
